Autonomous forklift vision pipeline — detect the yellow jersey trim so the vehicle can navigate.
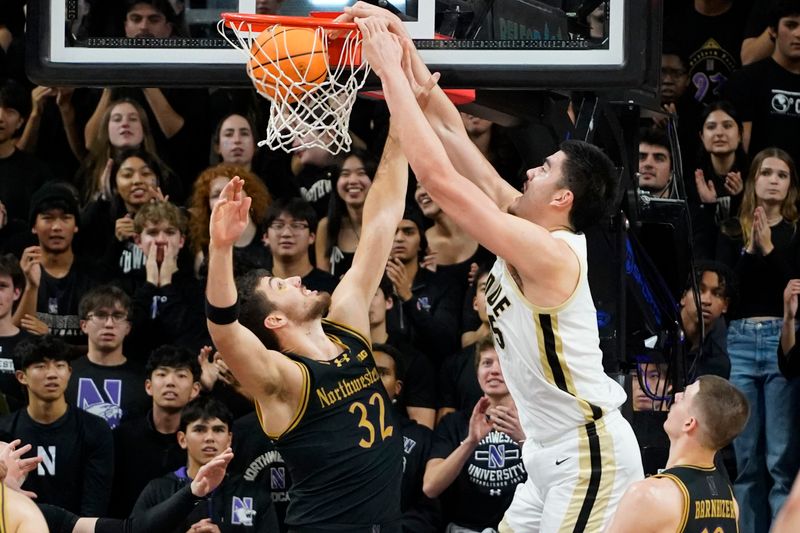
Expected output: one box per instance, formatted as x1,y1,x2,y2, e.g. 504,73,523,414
653,473,690,532
258,360,311,440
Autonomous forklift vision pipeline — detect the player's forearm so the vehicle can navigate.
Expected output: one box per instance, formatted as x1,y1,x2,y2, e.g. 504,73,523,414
380,71,455,195
363,131,407,228
143,88,185,139
206,243,237,308
422,443,474,498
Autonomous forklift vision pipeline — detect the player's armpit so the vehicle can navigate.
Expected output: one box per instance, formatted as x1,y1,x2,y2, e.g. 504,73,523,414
206,321,302,399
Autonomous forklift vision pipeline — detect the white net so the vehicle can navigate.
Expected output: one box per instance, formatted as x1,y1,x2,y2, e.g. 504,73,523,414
218,18,370,154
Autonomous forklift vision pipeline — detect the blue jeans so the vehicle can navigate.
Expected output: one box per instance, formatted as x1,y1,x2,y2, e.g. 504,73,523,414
729,318,800,533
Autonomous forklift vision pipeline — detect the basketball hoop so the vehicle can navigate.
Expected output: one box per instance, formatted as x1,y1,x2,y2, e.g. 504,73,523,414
219,12,369,155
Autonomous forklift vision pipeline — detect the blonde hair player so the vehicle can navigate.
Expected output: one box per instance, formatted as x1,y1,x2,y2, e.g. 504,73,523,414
607,375,749,533
345,4,644,531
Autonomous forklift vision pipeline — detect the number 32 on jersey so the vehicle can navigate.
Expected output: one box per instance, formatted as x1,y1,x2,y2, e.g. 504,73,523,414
349,392,393,448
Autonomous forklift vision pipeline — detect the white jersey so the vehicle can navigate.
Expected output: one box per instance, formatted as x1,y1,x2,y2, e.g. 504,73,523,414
486,230,626,443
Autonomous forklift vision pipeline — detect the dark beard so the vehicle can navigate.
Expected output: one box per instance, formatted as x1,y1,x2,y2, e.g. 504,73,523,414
306,292,332,321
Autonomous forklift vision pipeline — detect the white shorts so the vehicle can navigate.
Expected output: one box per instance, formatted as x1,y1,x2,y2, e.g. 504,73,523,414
499,409,643,533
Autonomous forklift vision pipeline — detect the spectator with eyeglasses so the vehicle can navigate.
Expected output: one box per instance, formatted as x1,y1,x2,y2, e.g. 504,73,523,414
65,285,149,430
264,197,337,296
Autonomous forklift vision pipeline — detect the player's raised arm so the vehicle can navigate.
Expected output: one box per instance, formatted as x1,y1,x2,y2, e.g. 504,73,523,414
357,18,571,286
327,127,408,336
205,177,299,399
343,2,519,210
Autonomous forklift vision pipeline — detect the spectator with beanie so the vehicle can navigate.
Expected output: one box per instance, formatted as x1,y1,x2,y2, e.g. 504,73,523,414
13,183,97,344
110,344,201,518
0,335,114,515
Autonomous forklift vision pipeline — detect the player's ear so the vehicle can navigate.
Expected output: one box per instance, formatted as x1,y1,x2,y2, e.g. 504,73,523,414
551,188,573,208
264,312,287,330
394,379,403,398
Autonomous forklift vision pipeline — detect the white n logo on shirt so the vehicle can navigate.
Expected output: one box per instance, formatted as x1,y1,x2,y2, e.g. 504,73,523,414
37,446,56,476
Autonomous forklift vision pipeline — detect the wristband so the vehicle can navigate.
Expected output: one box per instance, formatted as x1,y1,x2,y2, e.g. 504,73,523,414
206,297,240,325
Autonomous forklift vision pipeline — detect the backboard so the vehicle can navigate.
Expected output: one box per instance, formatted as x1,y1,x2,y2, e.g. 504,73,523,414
27,0,660,93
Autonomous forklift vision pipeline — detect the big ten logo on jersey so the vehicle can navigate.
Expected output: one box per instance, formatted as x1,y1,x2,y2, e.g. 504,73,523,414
468,431,525,495
485,273,511,348
77,378,124,429
231,496,256,526
37,446,56,476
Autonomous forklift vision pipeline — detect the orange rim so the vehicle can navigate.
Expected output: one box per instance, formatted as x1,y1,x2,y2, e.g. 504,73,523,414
220,12,357,33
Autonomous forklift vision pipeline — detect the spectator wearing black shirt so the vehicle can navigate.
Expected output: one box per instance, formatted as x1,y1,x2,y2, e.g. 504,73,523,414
231,412,291,533
664,0,750,106
316,149,376,278
0,253,29,412
189,165,272,279
438,269,488,422
290,141,338,221
127,201,209,355
424,337,526,531
373,343,440,533
0,335,113,515
726,2,800,167
679,262,735,380
133,396,278,532
65,285,149,429
110,345,201,518
715,147,800,533
13,183,95,344
386,208,464,364
0,79,54,234
369,276,436,429
263,198,337,296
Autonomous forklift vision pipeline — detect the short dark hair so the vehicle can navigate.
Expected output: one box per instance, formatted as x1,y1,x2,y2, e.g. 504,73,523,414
124,0,178,23
179,396,233,433
559,140,618,231
17,335,75,370
373,343,407,381
0,79,31,122
684,261,737,305
78,285,131,319
401,205,429,260
639,127,671,153
265,197,319,234
694,375,750,449
0,254,24,292
376,274,393,301
145,345,201,382
769,0,800,29
236,269,280,350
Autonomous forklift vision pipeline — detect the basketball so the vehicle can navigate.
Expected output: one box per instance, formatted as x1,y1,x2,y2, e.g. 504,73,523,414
248,25,328,102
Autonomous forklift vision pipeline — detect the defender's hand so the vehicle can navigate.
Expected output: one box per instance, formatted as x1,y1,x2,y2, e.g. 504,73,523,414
209,177,252,248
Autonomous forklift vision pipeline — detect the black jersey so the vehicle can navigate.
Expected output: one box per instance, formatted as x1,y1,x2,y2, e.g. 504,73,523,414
653,465,738,533
256,319,402,530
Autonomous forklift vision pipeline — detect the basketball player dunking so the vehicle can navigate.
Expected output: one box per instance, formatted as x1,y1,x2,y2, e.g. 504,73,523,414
349,7,644,531
205,132,408,532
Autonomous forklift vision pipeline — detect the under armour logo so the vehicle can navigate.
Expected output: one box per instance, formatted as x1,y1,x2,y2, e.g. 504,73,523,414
334,353,351,367
489,489,502,496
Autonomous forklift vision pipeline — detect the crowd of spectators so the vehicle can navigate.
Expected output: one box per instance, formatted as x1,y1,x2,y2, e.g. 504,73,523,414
2,1,800,532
